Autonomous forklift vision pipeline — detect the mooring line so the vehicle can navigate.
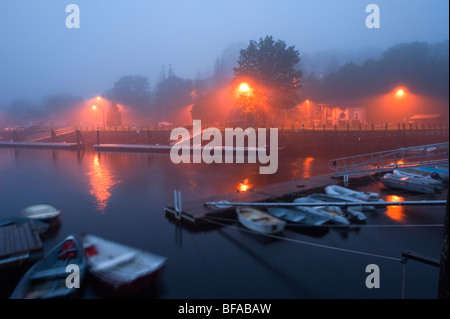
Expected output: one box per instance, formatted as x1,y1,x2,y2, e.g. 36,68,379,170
202,217,402,262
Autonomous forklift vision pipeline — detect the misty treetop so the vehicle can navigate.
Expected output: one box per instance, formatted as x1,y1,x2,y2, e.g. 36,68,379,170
233,36,303,112
106,75,152,111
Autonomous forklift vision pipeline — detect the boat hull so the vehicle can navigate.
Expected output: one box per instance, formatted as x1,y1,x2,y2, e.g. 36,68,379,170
81,233,168,296
10,235,87,299
236,207,286,234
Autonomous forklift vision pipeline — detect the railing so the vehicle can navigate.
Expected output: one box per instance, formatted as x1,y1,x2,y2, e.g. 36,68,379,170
329,142,449,179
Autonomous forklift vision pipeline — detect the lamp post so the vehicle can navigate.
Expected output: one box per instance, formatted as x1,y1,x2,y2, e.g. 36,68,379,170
97,95,106,130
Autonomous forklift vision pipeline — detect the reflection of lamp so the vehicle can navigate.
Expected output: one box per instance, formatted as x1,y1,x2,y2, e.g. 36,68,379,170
88,154,118,213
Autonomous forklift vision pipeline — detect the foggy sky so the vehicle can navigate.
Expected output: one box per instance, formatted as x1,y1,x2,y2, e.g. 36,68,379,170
0,0,448,107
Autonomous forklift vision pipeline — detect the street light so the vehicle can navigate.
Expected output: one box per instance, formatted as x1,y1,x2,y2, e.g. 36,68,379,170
97,94,105,130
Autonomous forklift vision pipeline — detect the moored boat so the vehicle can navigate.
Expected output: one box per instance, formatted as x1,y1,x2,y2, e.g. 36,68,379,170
325,185,383,203
393,169,443,191
381,172,438,194
21,204,61,223
300,194,368,222
267,207,329,225
236,206,286,234
293,197,351,225
10,234,87,299
80,233,168,295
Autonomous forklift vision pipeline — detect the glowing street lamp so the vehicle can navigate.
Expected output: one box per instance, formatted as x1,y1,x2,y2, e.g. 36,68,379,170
96,94,106,130
395,88,407,109
239,83,250,93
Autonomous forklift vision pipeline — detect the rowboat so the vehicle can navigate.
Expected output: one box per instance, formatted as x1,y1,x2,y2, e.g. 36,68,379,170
266,207,329,225
21,204,61,223
300,194,368,222
10,234,87,299
293,197,351,225
381,172,438,194
236,207,286,234
80,233,168,295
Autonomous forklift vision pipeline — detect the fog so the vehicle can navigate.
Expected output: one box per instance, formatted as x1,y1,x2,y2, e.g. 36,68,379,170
0,0,448,125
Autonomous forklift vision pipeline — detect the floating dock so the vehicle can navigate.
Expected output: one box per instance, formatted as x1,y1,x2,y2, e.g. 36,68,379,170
164,172,342,225
94,144,266,154
0,220,44,270
94,144,172,153
0,141,80,150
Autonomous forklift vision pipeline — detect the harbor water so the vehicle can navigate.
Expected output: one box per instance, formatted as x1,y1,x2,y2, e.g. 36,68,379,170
0,147,447,299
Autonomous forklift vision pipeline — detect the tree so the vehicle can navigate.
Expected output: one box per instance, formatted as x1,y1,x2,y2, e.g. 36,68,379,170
106,75,151,114
233,36,303,114
153,65,194,125
106,102,122,127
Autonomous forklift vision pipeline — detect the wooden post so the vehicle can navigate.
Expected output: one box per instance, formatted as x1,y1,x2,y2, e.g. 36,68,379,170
438,190,449,299
97,129,100,146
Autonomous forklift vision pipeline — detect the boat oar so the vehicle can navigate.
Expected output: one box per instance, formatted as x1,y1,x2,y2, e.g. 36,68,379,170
205,200,447,208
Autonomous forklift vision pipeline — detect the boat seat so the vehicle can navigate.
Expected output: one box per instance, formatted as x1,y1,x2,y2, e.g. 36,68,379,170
30,268,69,280
94,252,137,271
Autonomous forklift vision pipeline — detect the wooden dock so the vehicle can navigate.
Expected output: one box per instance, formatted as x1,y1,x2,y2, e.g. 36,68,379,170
0,220,44,270
164,172,342,225
0,141,80,150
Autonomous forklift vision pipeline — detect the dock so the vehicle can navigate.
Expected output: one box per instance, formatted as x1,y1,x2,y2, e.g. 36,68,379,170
0,220,44,270
164,172,342,225
93,144,266,154
94,144,172,153
0,141,80,150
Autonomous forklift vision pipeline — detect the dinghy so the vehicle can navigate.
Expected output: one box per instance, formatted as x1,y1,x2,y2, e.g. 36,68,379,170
21,204,61,223
81,233,168,295
392,169,443,191
10,234,87,299
293,197,351,225
300,194,368,222
267,207,329,225
325,185,383,203
236,207,286,234
381,172,438,194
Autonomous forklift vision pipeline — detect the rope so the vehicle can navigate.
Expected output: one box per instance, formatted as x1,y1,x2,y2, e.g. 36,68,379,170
203,217,402,262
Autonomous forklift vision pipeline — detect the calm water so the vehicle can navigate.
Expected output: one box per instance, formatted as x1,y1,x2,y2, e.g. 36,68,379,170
0,148,447,299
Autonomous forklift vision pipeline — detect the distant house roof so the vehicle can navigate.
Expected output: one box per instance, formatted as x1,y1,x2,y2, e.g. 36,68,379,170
409,114,442,120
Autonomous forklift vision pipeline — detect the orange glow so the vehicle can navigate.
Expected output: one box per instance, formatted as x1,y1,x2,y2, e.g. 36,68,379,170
239,83,250,93
302,157,315,178
96,96,102,101
91,105,97,110
88,154,118,213
385,195,406,222
238,178,253,192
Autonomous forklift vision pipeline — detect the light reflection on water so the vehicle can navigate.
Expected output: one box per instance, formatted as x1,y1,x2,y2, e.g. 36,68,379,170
87,154,119,213
384,194,406,222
